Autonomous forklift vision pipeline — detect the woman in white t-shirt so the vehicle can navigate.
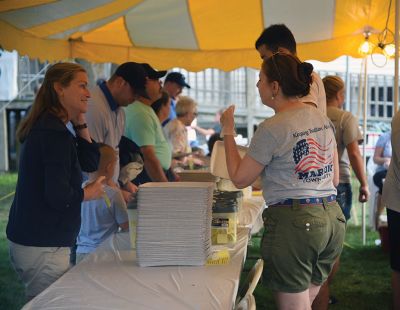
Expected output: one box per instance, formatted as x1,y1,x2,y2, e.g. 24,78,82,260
220,53,345,309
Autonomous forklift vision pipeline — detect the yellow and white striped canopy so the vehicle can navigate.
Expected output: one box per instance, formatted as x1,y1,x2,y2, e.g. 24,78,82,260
0,0,394,71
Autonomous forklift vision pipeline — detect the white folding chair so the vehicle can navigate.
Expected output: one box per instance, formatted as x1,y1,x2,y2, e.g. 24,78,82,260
235,259,264,309
235,293,256,310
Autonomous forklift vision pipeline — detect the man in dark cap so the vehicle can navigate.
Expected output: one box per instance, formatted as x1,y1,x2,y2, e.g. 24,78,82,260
86,62,148,201
162,71,191,126
125,63,175,183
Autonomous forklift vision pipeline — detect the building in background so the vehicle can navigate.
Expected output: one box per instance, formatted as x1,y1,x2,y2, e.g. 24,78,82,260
0,53,395,171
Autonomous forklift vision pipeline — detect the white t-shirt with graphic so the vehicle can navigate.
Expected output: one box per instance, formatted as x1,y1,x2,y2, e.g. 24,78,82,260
248,105,337,205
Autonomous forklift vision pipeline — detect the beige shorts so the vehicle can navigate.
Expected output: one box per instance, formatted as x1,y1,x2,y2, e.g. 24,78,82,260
8,241,71,299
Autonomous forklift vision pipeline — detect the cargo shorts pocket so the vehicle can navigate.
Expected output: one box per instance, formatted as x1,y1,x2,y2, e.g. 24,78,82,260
262,211,279,255
263,213,278,233
328,202,347,224
292,216,327,231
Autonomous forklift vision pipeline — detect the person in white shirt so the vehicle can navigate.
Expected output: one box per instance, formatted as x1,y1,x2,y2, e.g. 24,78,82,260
255,24,326,115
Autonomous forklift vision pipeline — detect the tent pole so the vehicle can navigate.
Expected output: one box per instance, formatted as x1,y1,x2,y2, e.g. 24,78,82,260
395,0,400,113
246,68,255,142
345,56,351,111
362,57,368,246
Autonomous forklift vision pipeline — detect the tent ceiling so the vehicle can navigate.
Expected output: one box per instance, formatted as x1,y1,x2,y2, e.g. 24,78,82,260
0,0,394,71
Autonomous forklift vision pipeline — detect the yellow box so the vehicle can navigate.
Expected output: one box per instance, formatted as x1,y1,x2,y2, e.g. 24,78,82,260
211,212,237,245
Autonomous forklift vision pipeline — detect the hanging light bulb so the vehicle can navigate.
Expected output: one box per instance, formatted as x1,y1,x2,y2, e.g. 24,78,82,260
359,39,374,56
359,31,374,56
383,43,395,57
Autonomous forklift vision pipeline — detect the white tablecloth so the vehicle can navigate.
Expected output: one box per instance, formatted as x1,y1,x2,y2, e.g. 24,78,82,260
23,228,250,310
238,197,265,234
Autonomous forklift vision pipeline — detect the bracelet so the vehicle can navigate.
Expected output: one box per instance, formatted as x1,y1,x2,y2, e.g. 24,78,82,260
73,123,88,131
220,128,236,138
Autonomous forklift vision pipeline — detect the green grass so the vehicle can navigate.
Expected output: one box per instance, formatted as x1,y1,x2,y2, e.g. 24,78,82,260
244,226,391,309
0,172,393,309
0,173,25,310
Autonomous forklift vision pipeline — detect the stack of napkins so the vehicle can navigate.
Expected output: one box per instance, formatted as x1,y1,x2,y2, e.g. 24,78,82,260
136,182,214,267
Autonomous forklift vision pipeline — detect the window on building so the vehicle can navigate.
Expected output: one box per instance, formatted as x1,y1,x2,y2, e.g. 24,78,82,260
378,87,384,101
370,104,376,117
387,105,393,118
387,87,393,102
371,87,375,101
378,104,384,117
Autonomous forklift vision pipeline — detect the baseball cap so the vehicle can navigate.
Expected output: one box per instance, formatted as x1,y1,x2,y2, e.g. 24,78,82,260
141,63,167,80
115,62,147,91
165,72,191,88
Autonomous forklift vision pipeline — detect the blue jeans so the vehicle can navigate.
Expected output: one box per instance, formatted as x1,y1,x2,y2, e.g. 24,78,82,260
336,183,352,221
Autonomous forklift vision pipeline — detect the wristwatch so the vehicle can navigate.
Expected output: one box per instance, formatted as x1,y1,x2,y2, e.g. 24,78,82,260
73,123,88,131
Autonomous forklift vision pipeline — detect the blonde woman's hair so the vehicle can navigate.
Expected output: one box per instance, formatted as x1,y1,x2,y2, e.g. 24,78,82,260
176,96,197,117
17,62,86,142
322,75,344,103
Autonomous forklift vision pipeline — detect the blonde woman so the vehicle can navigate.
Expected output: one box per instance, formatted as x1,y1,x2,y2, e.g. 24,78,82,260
312,75,369,309
323,75,369,219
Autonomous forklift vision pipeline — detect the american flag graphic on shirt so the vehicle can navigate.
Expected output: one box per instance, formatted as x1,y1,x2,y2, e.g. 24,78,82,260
293,138,333,181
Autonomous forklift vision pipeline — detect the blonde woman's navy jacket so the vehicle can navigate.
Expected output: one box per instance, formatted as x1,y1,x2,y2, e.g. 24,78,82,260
7,113,99,247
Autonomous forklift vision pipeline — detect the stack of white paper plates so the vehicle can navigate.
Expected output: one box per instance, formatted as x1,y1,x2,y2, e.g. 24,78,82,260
136,182,214,267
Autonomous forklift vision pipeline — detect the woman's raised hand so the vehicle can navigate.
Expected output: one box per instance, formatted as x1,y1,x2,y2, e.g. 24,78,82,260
220,105,236,136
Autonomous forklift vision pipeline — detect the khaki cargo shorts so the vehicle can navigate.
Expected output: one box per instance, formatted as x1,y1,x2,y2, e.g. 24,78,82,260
261,199,346,293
